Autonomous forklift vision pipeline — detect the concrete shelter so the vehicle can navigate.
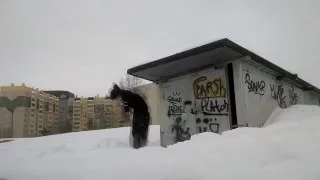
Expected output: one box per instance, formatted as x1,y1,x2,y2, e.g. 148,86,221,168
128,38,320,147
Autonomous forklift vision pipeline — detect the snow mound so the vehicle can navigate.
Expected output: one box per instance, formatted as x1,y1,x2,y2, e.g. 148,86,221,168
264,105,320,126
1,105,320,180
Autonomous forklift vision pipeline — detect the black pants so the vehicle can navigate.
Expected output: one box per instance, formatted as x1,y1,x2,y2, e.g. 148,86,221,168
132,111,150,149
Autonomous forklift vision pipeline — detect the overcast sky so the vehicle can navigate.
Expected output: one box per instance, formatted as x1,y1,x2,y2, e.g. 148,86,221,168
0,0,319,97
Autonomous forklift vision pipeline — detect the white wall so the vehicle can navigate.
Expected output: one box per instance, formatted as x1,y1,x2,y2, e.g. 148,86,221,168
234,60,319,127
12,107,26,138
0,91,31,138
144,58,320,147
134,83,161,125
304,91,320,105
0,107,26,138
0,108,12,138
158,67,230,147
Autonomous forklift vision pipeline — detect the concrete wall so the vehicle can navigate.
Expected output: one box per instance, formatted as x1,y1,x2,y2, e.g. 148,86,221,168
12,107,26,138
157,67,230,147
0,108,12,138
133,58,320,147
0,90,31,138
233,60,320,127
134,83,161,125
304,91,320,105
0,107,28,138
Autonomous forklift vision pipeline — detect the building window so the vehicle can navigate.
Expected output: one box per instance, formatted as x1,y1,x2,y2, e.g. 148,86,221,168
36,99,40,109
45,102,49,111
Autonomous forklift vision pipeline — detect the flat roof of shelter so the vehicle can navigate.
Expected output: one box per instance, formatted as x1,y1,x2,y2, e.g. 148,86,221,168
127,38,320,94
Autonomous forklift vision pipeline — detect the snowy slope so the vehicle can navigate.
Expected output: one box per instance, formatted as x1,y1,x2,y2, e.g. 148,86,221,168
1,105,320,180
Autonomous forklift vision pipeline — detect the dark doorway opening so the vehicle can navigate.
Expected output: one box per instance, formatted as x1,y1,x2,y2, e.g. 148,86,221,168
227,63,238,129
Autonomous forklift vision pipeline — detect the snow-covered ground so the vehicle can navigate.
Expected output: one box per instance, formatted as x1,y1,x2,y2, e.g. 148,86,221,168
1,105,320,180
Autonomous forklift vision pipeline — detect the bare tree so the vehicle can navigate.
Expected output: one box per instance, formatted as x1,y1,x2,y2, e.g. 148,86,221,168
118,75,144,90
107,75,144,99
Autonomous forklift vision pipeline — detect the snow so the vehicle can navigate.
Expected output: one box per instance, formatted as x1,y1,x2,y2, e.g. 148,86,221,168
1,105,320,180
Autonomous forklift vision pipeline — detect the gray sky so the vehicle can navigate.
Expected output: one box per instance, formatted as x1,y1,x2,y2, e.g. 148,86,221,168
1,0,319,97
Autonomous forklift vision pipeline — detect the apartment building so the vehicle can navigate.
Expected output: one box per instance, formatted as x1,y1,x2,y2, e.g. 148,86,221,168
67,97,74,131
45,91,75,133
104,98,113,128
86,97,94,130
41,93,59,134
93,97,105,129
109,99,130,128
72,98,81,132
0,84,59,138
71,96,130,131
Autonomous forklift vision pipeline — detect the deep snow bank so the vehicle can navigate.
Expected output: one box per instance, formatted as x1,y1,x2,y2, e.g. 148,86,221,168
264,104,320,126
1,105,320,180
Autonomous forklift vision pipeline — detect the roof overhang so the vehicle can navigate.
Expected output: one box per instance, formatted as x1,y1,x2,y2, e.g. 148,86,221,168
128,39,243,82
127,38,320,94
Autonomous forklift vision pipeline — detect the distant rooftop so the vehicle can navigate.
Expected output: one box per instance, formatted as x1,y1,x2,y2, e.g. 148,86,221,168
44,90,75,99
87,97,94,100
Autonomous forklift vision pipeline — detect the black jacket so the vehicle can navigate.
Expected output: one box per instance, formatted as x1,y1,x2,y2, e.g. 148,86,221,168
119,89,149,114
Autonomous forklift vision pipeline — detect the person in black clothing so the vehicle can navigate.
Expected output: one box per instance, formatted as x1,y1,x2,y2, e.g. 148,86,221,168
110,84,150,149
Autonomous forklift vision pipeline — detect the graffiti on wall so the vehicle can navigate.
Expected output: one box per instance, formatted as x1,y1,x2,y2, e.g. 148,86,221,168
167,92,186,117
166,92,191,143
270,82,287,108
193,75,228,134
196,118,219,133
184,100,198,115
288,86,298,105
193,76,228,116
200,98,228,116
171,116,191,143
244,71,303,109
193,76,226,99
244,73,266,96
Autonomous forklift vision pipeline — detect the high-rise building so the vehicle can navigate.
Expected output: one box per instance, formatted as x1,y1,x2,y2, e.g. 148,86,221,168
0,84,59,138
93,97,105,129
71,96,130,131
109,99,130,128
67,97,74,131
104,98,113,128
86,97,94,130
72,98,81,132
44,91,75,133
